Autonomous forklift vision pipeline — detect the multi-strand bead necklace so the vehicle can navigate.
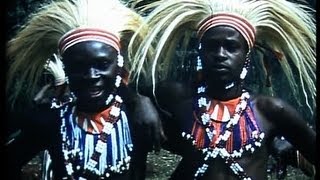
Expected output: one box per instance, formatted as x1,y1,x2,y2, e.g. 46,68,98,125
182,86,265,179
56,55,133,179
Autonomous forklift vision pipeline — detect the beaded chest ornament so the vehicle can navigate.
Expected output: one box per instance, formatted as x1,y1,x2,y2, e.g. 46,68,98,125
55,28,133,179
181,41,265,180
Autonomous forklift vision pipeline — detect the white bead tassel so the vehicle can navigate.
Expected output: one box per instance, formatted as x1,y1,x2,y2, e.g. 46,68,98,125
84,135,95,168
111,126,118,166
116,117,125,161
105,94,114,105
99,140,107,174
117,55,124,67
121,111,132,144
196,56,203,71
110,106,120,117
121,111,132,158
197,86,206,94
115,75,122,88
240,67,248,80
196,43,202,71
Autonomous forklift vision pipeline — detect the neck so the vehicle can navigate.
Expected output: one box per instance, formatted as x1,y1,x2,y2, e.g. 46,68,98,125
76,106,109,116
206,82,243,101
76,104,110,114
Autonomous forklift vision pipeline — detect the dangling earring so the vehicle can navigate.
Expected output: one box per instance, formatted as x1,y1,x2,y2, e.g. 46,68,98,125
240,67,248,80
69,91,75,99
117,54,124,68
196,43,203,71
226,50,252,90
105,54,124,105
116,54,123,88
195,43,206,93
225,45,236,89
240,52,251,80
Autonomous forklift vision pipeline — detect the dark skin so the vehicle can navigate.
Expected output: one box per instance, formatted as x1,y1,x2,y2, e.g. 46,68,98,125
63,41,120,113
6,41,162,180
155,26,315,179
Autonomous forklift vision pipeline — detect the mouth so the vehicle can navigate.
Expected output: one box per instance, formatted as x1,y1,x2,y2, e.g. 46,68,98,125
210,65,230,73
88,87,104,97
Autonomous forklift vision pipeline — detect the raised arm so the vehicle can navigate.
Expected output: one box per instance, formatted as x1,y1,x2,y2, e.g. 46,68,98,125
255,96,316,164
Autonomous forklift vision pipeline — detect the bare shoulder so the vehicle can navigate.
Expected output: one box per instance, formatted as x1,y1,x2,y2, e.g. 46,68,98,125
250,94,303,131
250,94,303,125
251,95,287,114
251,95,316,164
251,94,313,136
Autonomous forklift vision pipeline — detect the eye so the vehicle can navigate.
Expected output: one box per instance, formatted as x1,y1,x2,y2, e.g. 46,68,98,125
64,64,86,76
96,59,113,69
201,42,218,52
225,41,240,52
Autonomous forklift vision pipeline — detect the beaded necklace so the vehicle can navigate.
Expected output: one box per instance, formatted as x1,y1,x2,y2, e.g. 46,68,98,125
60,96,133,179
182,87,265,180
188,44,264,179
55,55,133,179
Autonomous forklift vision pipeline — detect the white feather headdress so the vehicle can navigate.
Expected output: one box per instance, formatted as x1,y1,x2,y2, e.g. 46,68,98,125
7,0,145,107
130,0,316,114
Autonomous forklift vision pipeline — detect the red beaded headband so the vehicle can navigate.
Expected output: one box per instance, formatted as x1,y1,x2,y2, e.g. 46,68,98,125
197,13,256,49
58,27,121,54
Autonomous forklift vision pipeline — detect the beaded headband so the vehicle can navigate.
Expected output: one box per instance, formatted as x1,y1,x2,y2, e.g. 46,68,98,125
197,13,256,49
58,27,121,54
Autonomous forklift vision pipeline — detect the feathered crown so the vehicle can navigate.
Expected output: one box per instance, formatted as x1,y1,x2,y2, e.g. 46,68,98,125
130,0,316,115
6,0,145,107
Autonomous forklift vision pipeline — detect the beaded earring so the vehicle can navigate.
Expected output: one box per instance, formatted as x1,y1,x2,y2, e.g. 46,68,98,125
240,52,251,80
196,43,203,71
197,43,235,90
105,54,124,106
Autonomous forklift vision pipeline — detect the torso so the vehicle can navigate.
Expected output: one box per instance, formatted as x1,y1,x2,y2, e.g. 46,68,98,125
47,103,136,179
165,94,277,180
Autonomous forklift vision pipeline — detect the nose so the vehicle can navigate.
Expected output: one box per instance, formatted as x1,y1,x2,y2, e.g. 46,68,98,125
211,46,227,62
85,67,100,79
217,46,227,57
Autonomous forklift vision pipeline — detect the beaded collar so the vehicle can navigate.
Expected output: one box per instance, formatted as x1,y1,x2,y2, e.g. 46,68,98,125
59,95,133,179
76,104,119,134
182,88,265,179
51,53,133,179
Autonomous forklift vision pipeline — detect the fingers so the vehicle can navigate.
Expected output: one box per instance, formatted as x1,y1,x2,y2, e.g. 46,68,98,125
152,124,161,154
159,119,166,141
44,54,66,86
147,119,161,154
296,151,316,177
33,84,52,102
150,117,165,154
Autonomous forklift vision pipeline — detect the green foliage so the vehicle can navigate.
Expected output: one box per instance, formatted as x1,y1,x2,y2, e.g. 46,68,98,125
6,0,53,41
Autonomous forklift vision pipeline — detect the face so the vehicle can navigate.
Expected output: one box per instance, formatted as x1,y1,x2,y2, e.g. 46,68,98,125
62,41,119,112
199,26,248,88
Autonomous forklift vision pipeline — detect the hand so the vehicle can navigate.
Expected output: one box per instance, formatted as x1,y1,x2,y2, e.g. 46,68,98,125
33,84,53,107
270,136,292,179
44,53,66,86
130,94,165,153
271,136,315,178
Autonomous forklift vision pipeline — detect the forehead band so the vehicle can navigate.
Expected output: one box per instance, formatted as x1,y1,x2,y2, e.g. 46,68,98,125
58,27,121,54
197,13,255,49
